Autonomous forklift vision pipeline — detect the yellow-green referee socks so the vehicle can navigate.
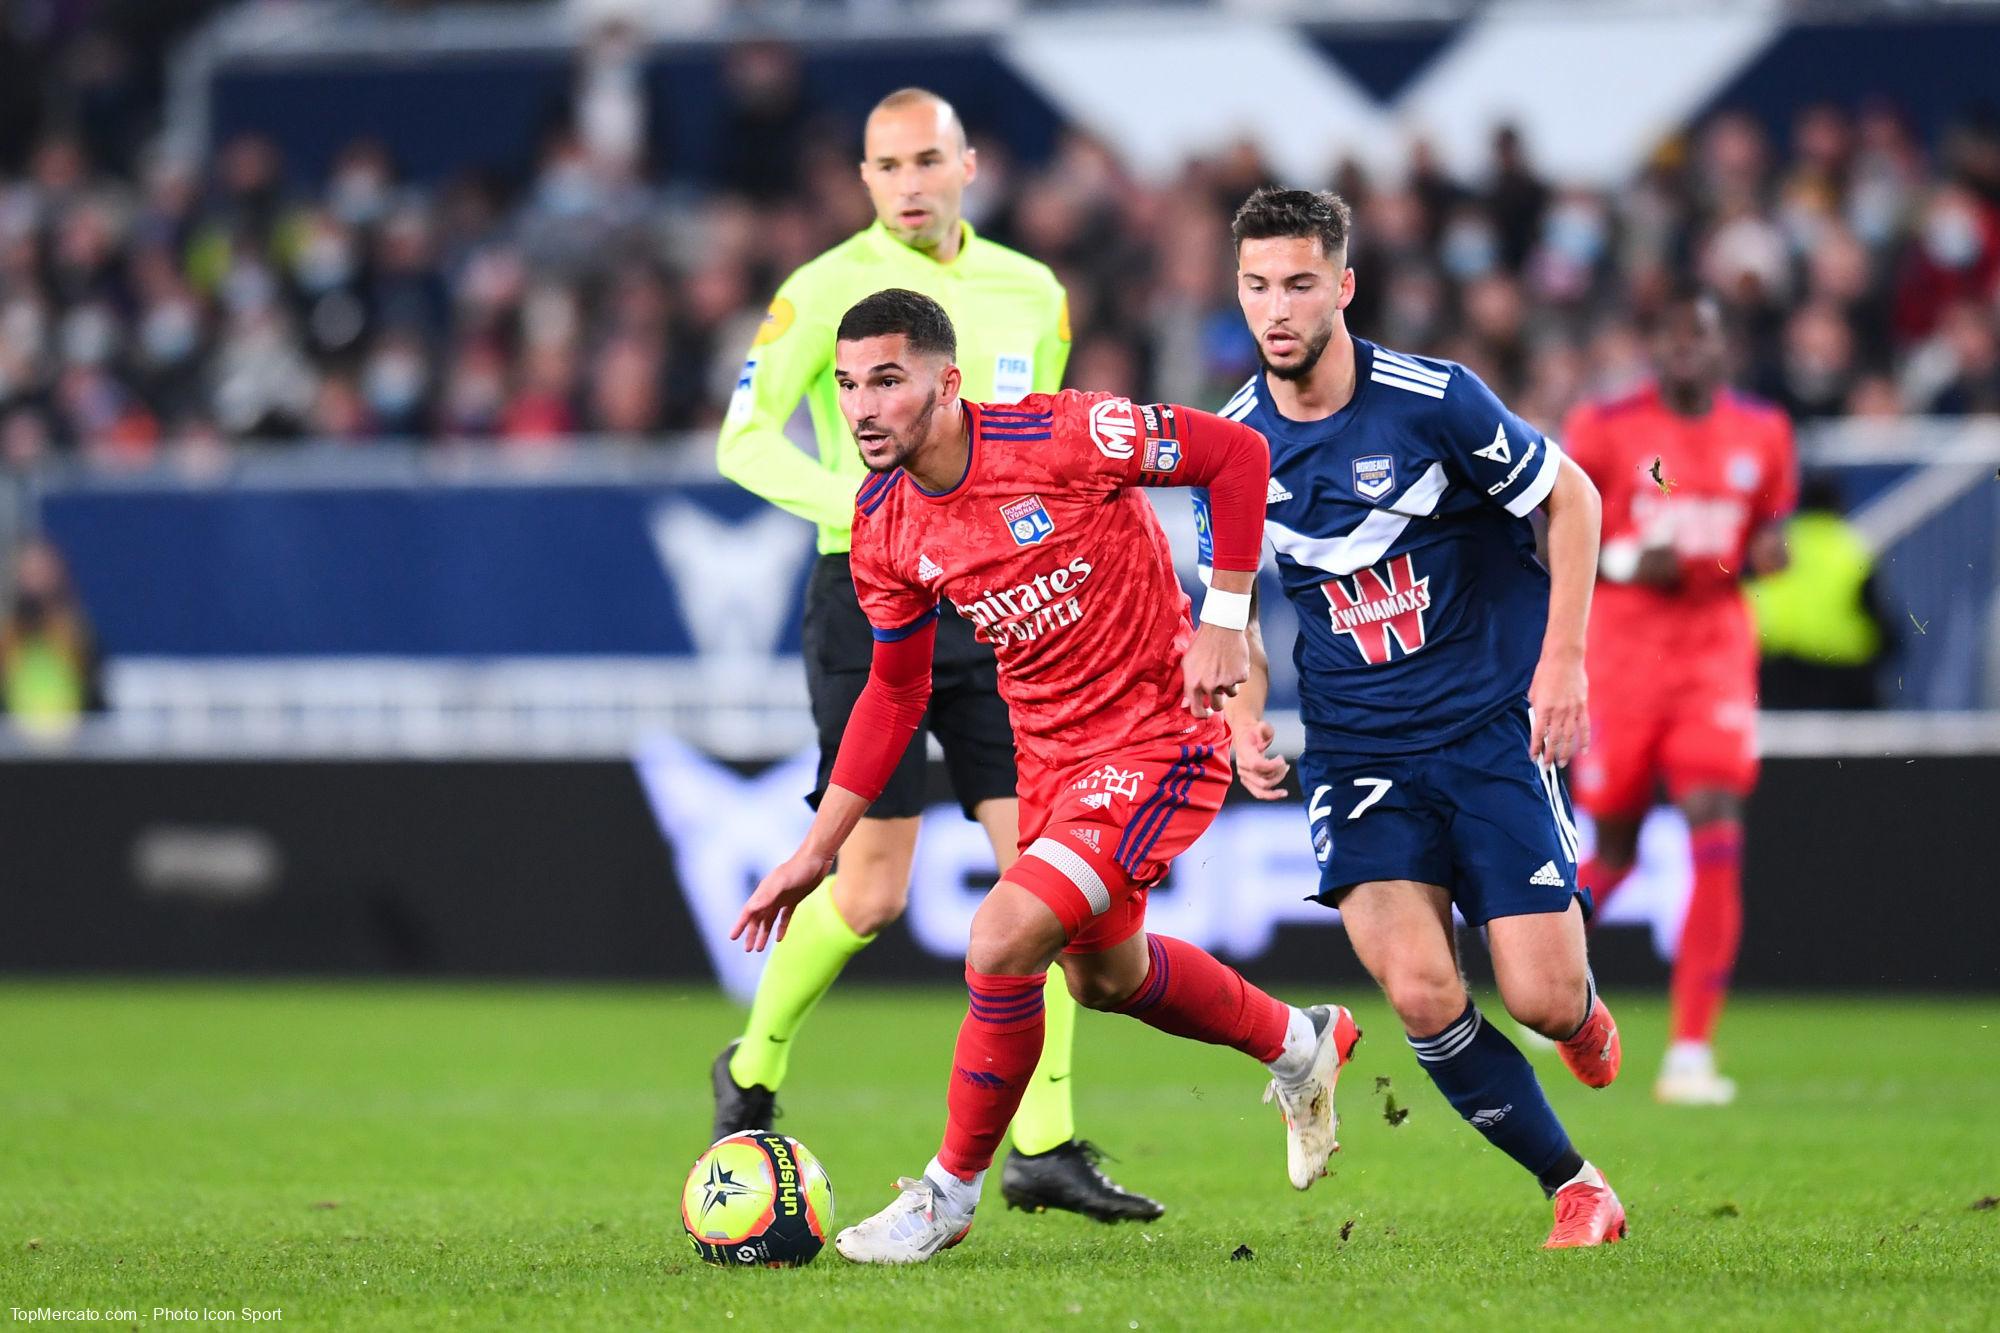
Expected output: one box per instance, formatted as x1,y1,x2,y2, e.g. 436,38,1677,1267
1010,967,1078,1155
729,879,873,1090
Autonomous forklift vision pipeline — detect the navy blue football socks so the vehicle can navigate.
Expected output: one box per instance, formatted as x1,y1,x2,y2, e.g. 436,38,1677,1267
1409,1000,1586,1196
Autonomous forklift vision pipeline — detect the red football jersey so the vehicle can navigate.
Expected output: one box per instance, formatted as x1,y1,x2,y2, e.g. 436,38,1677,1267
850,391,1222,773
1564,384,1797,674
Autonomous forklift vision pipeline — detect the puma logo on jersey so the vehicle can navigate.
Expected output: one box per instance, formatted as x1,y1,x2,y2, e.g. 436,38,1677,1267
1530,861,1565,887
1322,553,1432,664
1267,476,1294,503
1474,424,1511,464
917,553,944,581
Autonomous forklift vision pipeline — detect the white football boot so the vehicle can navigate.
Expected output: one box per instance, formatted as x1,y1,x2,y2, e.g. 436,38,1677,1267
833,1173,975,1265
1654,1041,1737,1106
1262,1004,1362,1189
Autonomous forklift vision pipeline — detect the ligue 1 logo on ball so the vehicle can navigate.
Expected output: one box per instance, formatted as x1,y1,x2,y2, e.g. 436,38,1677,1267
999,495,1056,546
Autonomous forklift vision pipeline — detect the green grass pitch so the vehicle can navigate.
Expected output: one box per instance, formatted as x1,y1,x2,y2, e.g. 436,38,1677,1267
1,982,1994,1331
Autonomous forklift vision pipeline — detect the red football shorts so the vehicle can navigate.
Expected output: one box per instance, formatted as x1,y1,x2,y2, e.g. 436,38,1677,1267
1006,732,1231,955
1574,670,1760,818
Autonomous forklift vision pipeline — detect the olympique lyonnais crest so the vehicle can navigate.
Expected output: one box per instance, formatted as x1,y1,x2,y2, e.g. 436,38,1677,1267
1728,452,1762,492
999,494,1056,546
1322,553,1432,664
1353,454,1395,500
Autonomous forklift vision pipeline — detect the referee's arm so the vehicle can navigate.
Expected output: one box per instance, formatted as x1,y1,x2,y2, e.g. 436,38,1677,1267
715,282,857,530
1032,289,1072,394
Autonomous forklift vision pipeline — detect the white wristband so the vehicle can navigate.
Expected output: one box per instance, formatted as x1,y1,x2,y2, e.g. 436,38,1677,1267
1199,587,1252,631
1599,539,1640,584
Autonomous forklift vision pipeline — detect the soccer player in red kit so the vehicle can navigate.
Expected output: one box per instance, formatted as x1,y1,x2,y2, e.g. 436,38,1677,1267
734,289,1359,1265
1562,292,1795,1106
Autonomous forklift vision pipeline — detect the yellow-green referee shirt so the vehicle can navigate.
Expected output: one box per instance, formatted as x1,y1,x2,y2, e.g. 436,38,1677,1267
716,221,1070,555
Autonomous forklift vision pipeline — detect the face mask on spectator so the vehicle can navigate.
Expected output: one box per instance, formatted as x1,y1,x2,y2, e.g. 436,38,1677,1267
1543,202,1605,268
1846,176,1903,248
1923,204,1982,269
295,234,358,294
364,353,426,418
224,262,278,317
1785,354,1846,405
141,301,201,366
539,164,600,219
331,169,390,227
1442,217,1499,279
61,306,117,367
3,299,47,358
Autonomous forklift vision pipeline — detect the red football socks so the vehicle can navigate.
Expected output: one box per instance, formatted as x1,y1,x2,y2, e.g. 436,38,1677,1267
935,938,1291,1180
1672,822,1744,1043
1114,934,1289,1064
1580,855,1633,916
936,967,1046,1180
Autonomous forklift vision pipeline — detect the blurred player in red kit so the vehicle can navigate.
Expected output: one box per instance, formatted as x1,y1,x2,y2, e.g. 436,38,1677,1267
734,288,1359,1265
1562,291,1796,1105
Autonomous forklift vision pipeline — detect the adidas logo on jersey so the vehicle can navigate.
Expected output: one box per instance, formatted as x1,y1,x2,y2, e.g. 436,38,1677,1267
1070,827,1102,852
1267,476,1293,503
1530,861,1565,887
1080,792,1113,811
1474,424,1511,464
917,552,944,582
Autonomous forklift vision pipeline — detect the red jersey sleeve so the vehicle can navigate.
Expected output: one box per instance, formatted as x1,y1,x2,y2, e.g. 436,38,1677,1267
850,528,938,642
826,622,934,802
1756,410,1800,526
1047,389,1270,573
828,527,936,802
1560,401,1606,481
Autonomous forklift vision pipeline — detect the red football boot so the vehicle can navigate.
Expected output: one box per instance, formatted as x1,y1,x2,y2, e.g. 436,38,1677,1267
1544,1165,1628,1249
1557,994,1621,1089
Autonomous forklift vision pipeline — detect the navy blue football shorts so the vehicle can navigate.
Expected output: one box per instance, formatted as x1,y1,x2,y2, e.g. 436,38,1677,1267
1297,702,1591,926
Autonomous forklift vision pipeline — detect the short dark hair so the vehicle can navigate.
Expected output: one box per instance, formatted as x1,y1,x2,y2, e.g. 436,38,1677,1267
837,288,958,360
1231,187,1353,262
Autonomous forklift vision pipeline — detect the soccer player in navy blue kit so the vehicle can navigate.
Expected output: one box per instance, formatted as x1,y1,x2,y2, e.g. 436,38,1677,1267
1211,189,1628,1249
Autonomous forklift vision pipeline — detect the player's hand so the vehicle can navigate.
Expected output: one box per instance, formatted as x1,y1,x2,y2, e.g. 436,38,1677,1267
1230,717,1290,799
731,849,833,953
1634,545,1681,589
1528,649,1590,768
1182,624,1250,719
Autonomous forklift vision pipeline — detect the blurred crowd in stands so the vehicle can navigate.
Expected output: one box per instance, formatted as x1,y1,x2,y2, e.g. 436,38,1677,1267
3,28,2000,470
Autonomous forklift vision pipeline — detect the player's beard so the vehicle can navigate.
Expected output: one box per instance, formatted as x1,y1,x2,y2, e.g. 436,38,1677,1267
858,389,940,473
1259,317,1335,382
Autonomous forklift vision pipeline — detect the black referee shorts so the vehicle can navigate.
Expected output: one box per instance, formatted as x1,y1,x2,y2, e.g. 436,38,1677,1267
803,553,1017,821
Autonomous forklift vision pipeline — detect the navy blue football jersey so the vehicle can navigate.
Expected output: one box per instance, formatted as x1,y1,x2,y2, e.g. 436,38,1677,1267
1195,338,1565,755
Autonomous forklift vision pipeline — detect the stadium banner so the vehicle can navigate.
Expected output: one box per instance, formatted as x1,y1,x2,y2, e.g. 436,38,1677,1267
197,10,2000,189
1,750,1993,992
33,455,1993,726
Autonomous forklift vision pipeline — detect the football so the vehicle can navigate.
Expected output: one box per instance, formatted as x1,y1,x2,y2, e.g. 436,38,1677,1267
681,1131,835,1267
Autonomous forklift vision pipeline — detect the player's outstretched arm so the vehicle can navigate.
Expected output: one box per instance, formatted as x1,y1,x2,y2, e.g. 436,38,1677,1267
1134,405,1272,718
1528,456,1601,768
731,620,937,952
1224,584,1290,799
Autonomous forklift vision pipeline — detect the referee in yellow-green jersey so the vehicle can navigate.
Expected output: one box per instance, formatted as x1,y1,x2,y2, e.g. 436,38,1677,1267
712,87,1160,1222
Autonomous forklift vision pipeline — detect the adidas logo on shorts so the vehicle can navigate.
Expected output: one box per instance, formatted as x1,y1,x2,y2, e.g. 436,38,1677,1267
1070,827,1102,852
1529,861,1565,887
